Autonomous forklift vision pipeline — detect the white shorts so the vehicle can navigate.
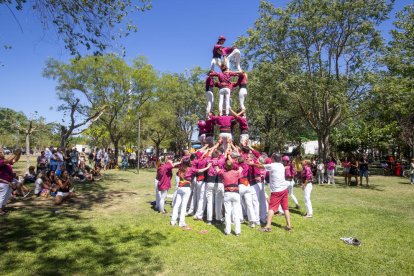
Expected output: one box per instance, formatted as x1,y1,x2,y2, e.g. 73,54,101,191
57,191,69,197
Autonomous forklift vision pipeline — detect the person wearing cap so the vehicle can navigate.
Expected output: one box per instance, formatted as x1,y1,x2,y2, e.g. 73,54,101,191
250,153,292,232
211,35,242,71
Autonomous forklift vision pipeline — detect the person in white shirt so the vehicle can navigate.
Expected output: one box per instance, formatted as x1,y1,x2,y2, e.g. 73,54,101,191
251,153,292,232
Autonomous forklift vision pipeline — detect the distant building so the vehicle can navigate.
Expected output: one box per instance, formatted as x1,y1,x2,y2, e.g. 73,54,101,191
75,144,91,153
286,140,319,155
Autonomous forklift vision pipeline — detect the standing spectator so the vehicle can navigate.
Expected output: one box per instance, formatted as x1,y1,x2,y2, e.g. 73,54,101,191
79,148,86,169
44,146,53,164
359,155,369,187
316,159,325,184
36,150,48,173
0,149,21,215
410,158,414,185
103,149,109,170
56,148,64,170
326,157,336,185
95,148,102,168
342,157,351,185
69,148,79,174
349,157,359,186
88,150,95,167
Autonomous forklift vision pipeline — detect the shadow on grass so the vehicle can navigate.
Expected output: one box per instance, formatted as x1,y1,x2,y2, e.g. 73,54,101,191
317,183,384,191
0,207,168,274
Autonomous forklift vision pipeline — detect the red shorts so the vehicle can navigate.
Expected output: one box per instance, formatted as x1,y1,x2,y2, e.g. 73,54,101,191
269,189,289,212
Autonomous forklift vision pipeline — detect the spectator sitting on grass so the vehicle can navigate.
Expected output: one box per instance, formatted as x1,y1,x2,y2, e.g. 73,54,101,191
55,169,75,205
34,170,46,196
24,166,37,183
8,172,31,198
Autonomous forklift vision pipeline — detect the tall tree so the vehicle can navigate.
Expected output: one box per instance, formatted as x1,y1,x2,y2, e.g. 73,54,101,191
1,0,151,56
158,68,204,151
237,0,392,160
44,55,157,163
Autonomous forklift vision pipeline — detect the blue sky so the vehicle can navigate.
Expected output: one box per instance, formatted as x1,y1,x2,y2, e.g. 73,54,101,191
0,0,409,123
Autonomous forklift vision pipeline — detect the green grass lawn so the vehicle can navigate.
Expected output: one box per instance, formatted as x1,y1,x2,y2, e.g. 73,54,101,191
1,160,414,275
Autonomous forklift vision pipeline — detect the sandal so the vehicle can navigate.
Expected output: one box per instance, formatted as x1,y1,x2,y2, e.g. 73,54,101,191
284,226,292,232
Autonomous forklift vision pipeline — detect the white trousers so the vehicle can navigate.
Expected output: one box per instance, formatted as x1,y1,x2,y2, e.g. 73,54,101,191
193,180,207,219
219,88,231,115
238,184,256,223
215,182,224,221
327,170,335,184
187,177,197,214
205,90,214,116
210,57,222,71
224,192,241,235
155,179,160,210
239,87,247,110
158,189,168,212
205,181,217,221
0,183,12,208
171,187,191,226
172,175,180,207
226,49,242,71
251,182,267,223
317,171,324,184
304,183,313,215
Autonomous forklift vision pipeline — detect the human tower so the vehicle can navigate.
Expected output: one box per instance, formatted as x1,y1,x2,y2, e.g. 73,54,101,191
154,36,314,236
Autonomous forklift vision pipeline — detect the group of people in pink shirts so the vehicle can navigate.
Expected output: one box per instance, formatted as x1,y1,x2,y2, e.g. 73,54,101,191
154,138,315,235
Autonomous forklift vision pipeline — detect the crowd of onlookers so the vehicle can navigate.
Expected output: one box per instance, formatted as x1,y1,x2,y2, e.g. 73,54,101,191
0,146,108,215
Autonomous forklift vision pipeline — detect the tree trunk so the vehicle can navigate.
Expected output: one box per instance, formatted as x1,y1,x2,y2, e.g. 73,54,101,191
113,139,119,165
322,133,330,162
25,133,30,168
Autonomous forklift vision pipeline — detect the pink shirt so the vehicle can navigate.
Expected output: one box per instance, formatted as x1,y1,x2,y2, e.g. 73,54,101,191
0,159,14,182
236,73,247,86
235,116,249,132
205,76,215,91
327,161,336,171
285,164,296,179
302,166,313,182
205,117,215,135
209,71,239,88
213,44,223,58
157,163,173,191
342,161,350,168
217,169,242,185
213,115,235,132
183,167,199,181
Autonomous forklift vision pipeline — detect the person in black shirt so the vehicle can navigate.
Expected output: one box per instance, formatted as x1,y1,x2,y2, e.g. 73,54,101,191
359,155,369,187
